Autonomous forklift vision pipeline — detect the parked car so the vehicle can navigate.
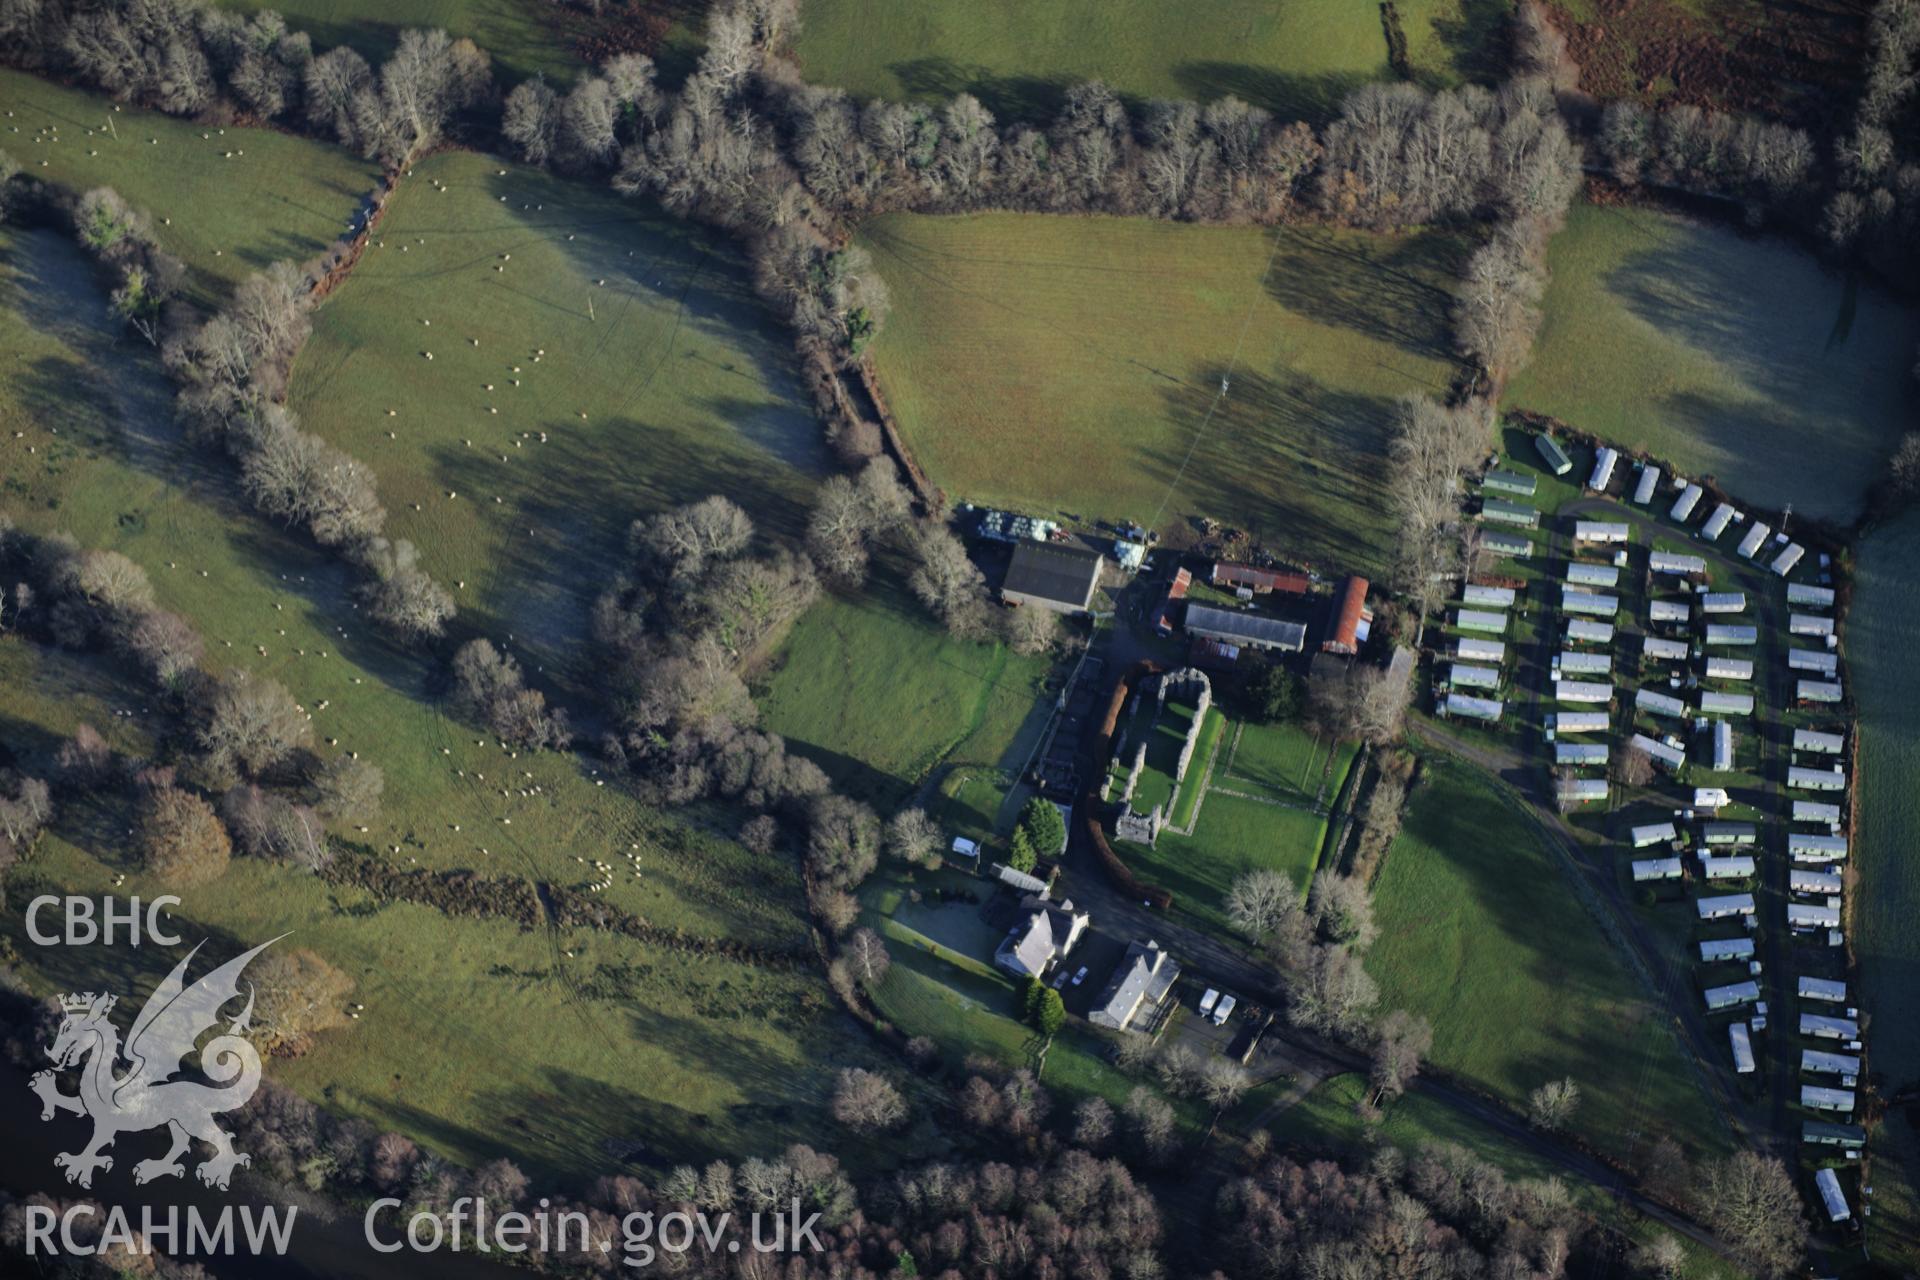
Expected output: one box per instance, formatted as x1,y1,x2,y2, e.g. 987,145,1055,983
1212,994,1237,1026
1071,966,1089,986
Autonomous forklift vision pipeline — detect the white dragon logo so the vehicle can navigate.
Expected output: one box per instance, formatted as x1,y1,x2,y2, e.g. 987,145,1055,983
29,937,282,1191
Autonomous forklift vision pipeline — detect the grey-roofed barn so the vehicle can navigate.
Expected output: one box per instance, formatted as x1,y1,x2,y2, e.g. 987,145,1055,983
1001,542,1102,613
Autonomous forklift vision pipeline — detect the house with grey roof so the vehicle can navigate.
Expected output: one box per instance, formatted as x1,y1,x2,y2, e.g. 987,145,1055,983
1089,940,1181,1032
994,895,1089,980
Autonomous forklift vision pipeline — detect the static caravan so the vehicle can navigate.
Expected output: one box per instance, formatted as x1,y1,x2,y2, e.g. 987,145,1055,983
1480,499,1540,528
1694,787,1731,809
1701,591,1747,614
1789,766,1847,792
1703,822,1757,846
1803,1121,1867,1150
1699,855,1757,880
1633,857,1683,882
1637,689,1687,719
1789,648,1839,676
1632,465,1662,505
1815,1169,1852,1226
1649,599,1692,625
1803,1049,1863,1078
1567,561,1620,588
1671,483,1704,522
1705,657,1753,681
1704,981,1760,1011
1562,587,1619,616
1791,613,1836,637
1450,663,1502,691
1697,893,1756,920
1631,732,1686,770
1771,542,1806,577
1794,728,1845,755
1556,680,1613,704
1443,693,1504,722
1792,869,1845,896
1574,520,1629,545
1557,649,1612,675
1799,976,1849,1004
1789,902,1843,930
1483,469,1538,497
1555,742,1608,766
1456,609,1508,634
1736,521,1772,559
1794,801,1842,824
1482,530,1533,559
1712,720,1734,772
1589,446,1619,491
1463,583,1517,608
1566,619,1614,645
1557,778,1609,806
1630,821,1679,848
1729,1022,1757,1074
1644,636,1691,662
1455,637,1506,663
1789,834,1849,865
1700,936,1755,963
1553,711,1609,734
1649,551,1706,576
1705,625,1758,647
1700,503,1738,541
1699,691,1755,717
1799,680,1844,705
1536,434,1573,476
1788,582,1835,608
1802,1086,1857,1114
1801,1012,1860,1040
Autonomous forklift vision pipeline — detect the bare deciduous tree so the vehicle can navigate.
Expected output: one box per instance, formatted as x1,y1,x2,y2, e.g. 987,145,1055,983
1369,1009,1433,1101
830,1068,905,1133
1701,1152,1807,1277
1526,1076,1581,1131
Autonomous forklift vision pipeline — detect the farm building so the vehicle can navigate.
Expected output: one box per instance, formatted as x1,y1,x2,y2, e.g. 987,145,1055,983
1792,869,1845,895
1632,465,1662,504
1771,543,1806,576
1636,689,1687,719
1696,893,1756,919
1729,1022,1756,1074
1713,721,1735,772
1649,550,1706,576
1700,936,1755,962
1565,618,1614,644
1735,522,1772,558
1211,562,1309,595
1803,1049,1862,1077
1562,587,1619,616
1815,1169,1851,1225
995,897,1091,979
1449,664,1502,691
1695,787,1731,809
1700,503,1738,541
1788,582,1836,608
1552,711,1609,733
1702,822,1757,845
1462,583,1517,608
1481,530,1533,558
1789,766,1847,792
1191,637,1242,669
1442,693,1505,722
1794,800,1842,824
1151,567,1192,635
1185,604,1306,653
1002,543,1104,613
1704,981,1759,1011
1802,1086,1856,1113
1088,940,1180,1033
1643,636,1691,662
1589,446,1618,490
1322,576,1373,655
1789,648,1839,676
1789,835,1848,864
1630,821,1679,847
1798,680,1844,704
1480,499,1539,528
1455,609,1508,635
1803,1121,1866,1149
1556,778,1608,806
1671,483,1704,522
1700,592,1747,614
1573,520,1629,544
1556,742,1608,766
1705,624,1758,646
1799,976,1849,1004
1566,561,1621,588
1455,637,1506,663
1555,680,1613,704
1704,657,1753,681
1483,469,1538,497
1649,599,1692,624
1789,903,1843,930
1535,434,1573,476
1790,613,1835,637
1801,1012,1860,1040
1794,729,1846,755
1632,857,1683,881
1699,691,1755,716
1630,733,1686,769
1556,650,1612,675
1699,856,1757,880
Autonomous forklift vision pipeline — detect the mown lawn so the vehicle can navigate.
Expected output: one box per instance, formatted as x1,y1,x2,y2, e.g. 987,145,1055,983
1123,791,1331,937
1366,757,1726,1164
859,213,1468,578
792,0,1509,121
1505,201,1920,522
0,70,379,304
1222,717,1353,806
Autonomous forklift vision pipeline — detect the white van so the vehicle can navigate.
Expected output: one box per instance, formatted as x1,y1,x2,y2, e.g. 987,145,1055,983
1198,989,1220,1017
1212,994,1237,1026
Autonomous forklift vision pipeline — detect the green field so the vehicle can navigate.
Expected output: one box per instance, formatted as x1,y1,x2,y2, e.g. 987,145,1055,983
861,213,1466,577
1366,757,1725,1164
792,0,1507,121
288,149,827,680
1123,791,1330,936
1,70,379,303
1505,202,1920,523
1221,718,1355,806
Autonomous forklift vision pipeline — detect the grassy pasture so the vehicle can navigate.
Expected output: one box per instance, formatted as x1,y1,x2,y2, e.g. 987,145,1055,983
791,0,1508,122
1123,790,1330,937
860,213,1466,578
1366,757,1725,1164
1,70,378,304
288,149,828,682
217,0,570,82
1222,718,1355,806
1504,202,1920,523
